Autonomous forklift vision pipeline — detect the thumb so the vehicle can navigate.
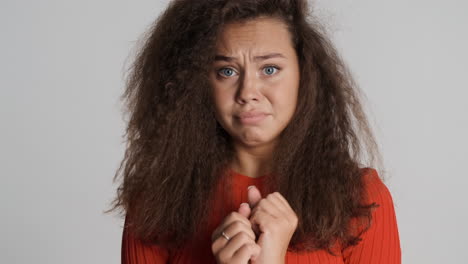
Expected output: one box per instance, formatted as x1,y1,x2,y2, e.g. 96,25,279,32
247,185,262,208
237,202,251,218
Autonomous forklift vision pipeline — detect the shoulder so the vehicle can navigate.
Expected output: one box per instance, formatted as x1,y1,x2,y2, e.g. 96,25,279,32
340,168,401,262
121,214,171,263
360,167,394,207
357,167,400,244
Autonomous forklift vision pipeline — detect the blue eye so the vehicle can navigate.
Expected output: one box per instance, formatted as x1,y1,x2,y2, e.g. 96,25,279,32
263,66,279,75
218,68,237,77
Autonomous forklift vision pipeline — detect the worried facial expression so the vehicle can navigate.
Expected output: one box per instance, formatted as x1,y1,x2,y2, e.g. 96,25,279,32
209,17,300,149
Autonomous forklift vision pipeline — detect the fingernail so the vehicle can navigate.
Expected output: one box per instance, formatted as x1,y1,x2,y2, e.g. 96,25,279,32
248,185,255,190
240,202,248,206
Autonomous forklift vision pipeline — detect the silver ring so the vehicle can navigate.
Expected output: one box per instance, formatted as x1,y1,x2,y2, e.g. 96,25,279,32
221,231,230,241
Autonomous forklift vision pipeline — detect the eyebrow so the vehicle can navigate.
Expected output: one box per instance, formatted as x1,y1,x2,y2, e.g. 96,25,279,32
214,53,286,62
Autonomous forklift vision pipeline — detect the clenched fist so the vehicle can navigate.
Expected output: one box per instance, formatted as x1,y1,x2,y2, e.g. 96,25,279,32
211,203,261,263
246,186,298,264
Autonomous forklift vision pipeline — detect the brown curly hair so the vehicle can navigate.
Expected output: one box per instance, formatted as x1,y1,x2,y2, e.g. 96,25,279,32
105,0,385,256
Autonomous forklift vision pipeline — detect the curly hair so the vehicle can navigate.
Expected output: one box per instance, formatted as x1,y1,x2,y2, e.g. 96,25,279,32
106,0,385,256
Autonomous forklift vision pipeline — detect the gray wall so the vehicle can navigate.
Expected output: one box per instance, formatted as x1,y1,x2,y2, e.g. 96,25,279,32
1,0,466,263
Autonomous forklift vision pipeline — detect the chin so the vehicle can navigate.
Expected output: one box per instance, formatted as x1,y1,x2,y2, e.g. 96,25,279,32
236,136,276,148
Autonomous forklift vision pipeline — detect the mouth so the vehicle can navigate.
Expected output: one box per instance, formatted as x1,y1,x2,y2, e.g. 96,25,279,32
235,111,270,125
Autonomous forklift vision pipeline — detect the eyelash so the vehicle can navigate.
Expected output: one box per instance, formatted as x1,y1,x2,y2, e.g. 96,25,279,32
217,65,281,78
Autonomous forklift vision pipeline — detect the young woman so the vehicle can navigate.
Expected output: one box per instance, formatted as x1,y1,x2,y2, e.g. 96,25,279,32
107,0,401,263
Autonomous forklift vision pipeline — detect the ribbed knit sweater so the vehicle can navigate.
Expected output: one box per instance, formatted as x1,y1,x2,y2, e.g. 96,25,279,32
122,168,401,263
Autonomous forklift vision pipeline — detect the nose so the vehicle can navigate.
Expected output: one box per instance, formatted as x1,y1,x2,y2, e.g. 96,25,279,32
236,69,261,104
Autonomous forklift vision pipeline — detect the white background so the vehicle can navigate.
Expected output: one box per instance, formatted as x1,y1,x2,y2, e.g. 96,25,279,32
1,0,466,263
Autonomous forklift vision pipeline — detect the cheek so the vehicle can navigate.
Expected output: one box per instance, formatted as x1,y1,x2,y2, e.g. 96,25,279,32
212,88,233,117
270,85,298,115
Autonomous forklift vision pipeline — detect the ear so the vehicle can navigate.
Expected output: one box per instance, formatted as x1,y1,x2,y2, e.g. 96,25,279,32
247,185,262,208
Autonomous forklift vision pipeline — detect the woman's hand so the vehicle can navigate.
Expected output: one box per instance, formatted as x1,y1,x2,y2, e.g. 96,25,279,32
247,186,298,264
211,203,261,264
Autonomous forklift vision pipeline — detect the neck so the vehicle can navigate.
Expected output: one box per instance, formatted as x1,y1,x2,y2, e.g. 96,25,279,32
230,139,277,178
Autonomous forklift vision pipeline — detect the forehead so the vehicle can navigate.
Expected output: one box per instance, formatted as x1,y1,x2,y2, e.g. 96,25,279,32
215,17,294,55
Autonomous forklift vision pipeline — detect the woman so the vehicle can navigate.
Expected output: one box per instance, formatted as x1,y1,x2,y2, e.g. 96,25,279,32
107,0,401,263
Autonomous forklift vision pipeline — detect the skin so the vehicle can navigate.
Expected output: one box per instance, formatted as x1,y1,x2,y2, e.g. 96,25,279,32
209,16,300,179
209,17,300,264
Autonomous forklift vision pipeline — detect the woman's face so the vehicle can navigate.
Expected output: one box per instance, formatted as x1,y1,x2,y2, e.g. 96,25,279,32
209,17,300,149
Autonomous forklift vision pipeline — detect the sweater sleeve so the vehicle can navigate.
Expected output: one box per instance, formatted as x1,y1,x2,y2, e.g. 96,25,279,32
121,215,170,264
342,168,401,264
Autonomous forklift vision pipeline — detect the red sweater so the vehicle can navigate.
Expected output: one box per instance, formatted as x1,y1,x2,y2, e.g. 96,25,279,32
122,168,401,263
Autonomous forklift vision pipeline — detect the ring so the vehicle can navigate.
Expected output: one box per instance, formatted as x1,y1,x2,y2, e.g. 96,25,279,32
221,231,230,241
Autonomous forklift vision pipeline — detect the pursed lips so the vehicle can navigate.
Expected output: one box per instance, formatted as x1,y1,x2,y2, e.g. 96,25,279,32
234,111,271,125
236,111,269,118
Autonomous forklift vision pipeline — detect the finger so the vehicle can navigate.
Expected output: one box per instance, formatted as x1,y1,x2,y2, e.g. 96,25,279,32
269,192,299,225
272,191,293,211
211,234,229,256
266,192,289,215
232,241,261,263
227,211,252,228
216,232,256,262
247,185,262,208
211,211,251,242
251,197,281,219
212,219,257,254
250,209,276,233
211,225,250,254
238,202,251,218
223,220,256,241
